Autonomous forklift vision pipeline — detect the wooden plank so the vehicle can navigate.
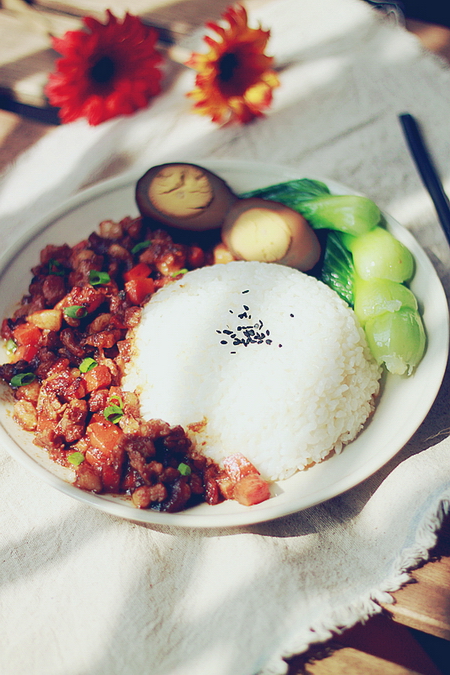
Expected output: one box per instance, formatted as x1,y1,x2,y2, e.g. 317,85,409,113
286,613,445,675
33,0,232,39
382,514,450,641
0,7,82,107
300,647,425,675
0,109,53,173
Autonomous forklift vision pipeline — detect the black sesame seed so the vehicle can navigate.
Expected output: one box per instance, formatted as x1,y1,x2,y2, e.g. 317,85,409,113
278,344,283,347
223,329,232,335
290,314,294,318
216,330,222,334
242,290,249,294
231,351,236,354
266,329,270,336
243,305,249,311
266,339,272,345
220,340,228,345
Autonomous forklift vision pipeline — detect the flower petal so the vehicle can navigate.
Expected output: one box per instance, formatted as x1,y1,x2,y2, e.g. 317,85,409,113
185,3,278,125
46,10,164,125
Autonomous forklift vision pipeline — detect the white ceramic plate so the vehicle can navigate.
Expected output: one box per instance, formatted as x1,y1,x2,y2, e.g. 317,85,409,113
0,160,448,529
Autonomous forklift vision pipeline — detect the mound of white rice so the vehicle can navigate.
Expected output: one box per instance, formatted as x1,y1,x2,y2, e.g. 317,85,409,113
122,261,381,481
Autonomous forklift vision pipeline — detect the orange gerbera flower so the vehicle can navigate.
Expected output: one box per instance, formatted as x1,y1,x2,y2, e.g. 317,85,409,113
186,4,279,125
46,11,164,126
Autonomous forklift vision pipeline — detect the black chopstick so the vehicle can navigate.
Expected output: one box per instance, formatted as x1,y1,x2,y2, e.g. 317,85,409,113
399,112,450,246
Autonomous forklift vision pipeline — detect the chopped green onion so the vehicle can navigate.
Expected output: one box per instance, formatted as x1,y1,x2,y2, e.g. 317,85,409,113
79,357,97,373
64,305,88,319
5,339,17,355
10,372,36,387
177,462,192,476
48,259,65,276
104,405,123,424
89,270,111,286
131,240,151,255
108,393,123,408
67,451,85,466
171,268,188,278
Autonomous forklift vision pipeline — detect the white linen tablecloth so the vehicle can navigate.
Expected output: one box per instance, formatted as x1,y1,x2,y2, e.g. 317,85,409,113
1,1,450,673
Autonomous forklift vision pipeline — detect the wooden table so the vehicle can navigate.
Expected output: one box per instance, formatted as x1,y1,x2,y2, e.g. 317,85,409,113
1,2,450,674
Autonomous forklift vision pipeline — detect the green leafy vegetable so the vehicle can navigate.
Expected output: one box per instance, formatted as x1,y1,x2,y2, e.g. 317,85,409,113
297,195,381,236
240,178,330,205
353,277,418,326
10,372,36,387
320,231,354,306
349,226,414,282
364,307,426,376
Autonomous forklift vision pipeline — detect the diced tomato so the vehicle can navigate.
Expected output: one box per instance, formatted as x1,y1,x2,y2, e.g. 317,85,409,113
123,262,151,283
233,474,271,506
83,364,112,393
11,344,38,363
86,418,125,492
125,278,155,305
222,453,260,483
36,414,56,436
13,323,42,347
87,418,123,456
101,464,122,492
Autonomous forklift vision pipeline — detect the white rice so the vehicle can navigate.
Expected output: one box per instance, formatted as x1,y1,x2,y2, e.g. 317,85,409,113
122,261,381,481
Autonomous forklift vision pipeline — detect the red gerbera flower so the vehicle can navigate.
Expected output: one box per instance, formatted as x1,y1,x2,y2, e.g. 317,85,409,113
185,4,279,125
45,11,164,126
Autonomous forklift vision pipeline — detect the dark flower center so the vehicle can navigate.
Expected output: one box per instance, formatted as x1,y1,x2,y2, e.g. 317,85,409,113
218,52,239,83
90,56,116,84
